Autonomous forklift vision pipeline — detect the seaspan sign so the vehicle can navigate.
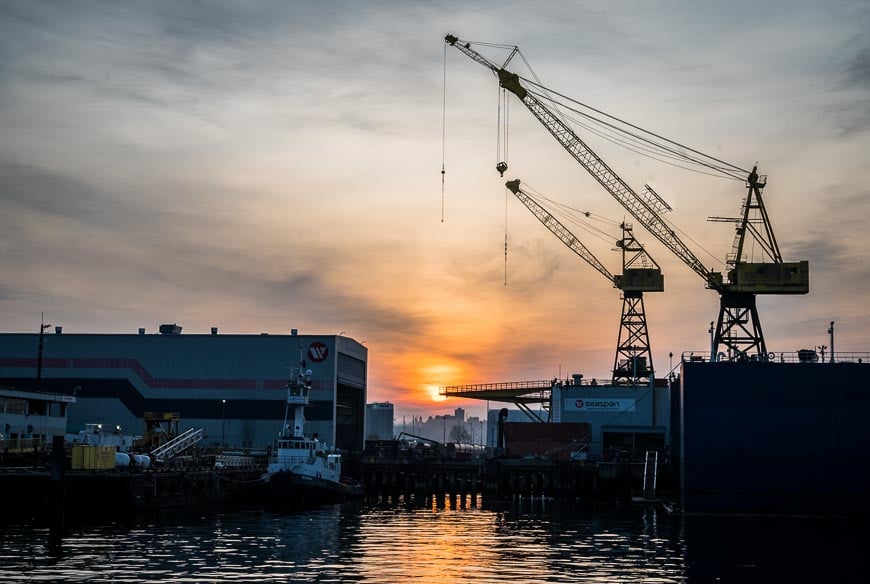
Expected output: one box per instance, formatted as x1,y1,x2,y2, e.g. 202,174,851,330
567,398,636,412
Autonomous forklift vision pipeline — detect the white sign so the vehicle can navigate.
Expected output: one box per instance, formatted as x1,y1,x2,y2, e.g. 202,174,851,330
566,398,636,412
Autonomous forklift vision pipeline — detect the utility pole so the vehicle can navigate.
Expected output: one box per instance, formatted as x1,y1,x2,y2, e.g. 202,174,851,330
708,322,715,362
828,321,835,363
221,399,227,449
36,313,51,389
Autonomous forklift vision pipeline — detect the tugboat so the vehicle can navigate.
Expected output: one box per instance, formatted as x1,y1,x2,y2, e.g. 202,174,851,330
263,347,364,503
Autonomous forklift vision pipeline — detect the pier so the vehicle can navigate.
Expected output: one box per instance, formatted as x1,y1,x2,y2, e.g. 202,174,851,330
360,456,671,502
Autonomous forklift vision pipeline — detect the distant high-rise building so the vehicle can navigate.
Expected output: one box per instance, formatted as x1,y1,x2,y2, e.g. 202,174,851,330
365,401,394,441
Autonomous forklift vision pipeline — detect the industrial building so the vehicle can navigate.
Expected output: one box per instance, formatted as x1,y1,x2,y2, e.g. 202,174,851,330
364,402,394,441
450,376,670,460
0,326,367,452
551,378,670,459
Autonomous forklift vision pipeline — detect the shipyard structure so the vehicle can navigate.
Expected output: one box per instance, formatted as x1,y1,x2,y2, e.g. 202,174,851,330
0,326,367,452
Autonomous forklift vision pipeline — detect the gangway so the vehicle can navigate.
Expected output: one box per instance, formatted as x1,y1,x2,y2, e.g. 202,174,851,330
642,450,658,500
150,427,206,462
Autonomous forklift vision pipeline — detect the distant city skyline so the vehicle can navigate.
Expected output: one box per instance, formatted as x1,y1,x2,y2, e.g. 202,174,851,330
2,1,869,422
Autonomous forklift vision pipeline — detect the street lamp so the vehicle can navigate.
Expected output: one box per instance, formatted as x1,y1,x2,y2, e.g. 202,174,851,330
221,399,227,449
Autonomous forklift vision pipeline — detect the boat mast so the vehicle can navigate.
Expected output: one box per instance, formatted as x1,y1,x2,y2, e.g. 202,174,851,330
283,343,312,438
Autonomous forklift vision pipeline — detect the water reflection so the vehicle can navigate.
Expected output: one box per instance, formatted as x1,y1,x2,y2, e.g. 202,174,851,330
1,498,866,582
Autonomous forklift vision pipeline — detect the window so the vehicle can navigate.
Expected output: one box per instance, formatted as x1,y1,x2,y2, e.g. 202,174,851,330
28,400,46,416
5,399,26,415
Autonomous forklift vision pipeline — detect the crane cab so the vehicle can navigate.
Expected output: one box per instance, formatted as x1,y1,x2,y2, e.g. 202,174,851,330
728,261,809,294
616,268,664,293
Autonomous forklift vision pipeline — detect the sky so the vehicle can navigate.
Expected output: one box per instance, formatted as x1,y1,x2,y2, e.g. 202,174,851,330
2,1,869,422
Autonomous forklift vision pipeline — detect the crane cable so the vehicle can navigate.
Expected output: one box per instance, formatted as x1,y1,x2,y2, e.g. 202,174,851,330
533,89,744,181
517,182,620,245
553,105,744,181
504,184,509,285
458,40,748,181
521,77,748,179
441,42,447,223
510,49,740,180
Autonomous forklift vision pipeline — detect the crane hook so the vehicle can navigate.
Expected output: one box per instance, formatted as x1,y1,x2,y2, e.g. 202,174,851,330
496,161,508,177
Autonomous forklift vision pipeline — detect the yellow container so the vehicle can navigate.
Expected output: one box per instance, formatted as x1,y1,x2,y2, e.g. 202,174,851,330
71,445,117,470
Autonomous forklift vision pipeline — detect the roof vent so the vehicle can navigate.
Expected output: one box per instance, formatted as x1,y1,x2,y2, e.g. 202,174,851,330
55,326,63,334
211,327,218,335
159,323,182,335
291,328,298,336
138,328,146,335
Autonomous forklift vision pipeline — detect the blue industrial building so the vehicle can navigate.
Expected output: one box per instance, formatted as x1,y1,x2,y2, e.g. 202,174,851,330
0,326,367,452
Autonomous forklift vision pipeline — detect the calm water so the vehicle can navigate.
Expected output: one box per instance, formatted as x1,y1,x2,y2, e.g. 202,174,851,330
1,495,867,582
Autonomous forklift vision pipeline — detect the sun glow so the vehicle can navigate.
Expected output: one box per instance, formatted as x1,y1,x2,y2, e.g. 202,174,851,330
414,361,467,404
426,384,447,402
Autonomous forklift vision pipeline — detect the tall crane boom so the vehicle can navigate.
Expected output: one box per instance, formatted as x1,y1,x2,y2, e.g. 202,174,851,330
446,34,718,289
505,179,615,285
446,33,809,361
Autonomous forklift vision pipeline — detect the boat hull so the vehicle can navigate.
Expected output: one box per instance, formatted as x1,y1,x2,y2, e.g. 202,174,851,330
265,470,364,505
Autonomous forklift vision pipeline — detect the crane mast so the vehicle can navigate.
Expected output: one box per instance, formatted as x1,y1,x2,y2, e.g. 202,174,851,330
505,179,661,386
446,34,808,361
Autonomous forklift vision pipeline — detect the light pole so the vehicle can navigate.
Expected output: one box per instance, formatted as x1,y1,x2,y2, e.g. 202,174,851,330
221,399,227,449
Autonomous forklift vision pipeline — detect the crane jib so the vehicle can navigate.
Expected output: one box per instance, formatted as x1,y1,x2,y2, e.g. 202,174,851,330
445,34,714,286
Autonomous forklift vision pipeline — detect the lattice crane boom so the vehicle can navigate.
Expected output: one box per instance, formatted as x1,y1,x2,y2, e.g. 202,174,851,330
446,34,718,290
505,179,615,285
446,33,809,360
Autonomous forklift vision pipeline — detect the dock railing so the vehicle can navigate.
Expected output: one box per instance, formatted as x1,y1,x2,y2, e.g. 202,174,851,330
680,351,870,364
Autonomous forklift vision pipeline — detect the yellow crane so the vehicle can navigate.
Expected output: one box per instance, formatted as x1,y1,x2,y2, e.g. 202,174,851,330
446,34,808,360
505,179,662,386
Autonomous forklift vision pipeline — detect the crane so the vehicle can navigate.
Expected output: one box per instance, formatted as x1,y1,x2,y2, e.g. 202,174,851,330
445,34,808,361
505,179,662,386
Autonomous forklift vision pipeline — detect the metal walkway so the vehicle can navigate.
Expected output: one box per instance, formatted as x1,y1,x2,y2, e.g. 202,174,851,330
150,427,206,462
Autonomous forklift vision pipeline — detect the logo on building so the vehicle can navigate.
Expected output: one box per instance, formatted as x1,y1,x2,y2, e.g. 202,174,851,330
569,398,636,412
307,342,329,363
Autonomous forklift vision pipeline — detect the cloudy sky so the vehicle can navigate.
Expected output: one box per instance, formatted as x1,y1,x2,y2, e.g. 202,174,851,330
2,1,869,421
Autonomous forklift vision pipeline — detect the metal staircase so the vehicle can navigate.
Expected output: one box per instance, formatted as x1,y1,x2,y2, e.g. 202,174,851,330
150,427,205,462
642,450,658,500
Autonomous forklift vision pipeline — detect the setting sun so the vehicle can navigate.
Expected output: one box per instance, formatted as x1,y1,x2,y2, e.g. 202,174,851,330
426,384,447,402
